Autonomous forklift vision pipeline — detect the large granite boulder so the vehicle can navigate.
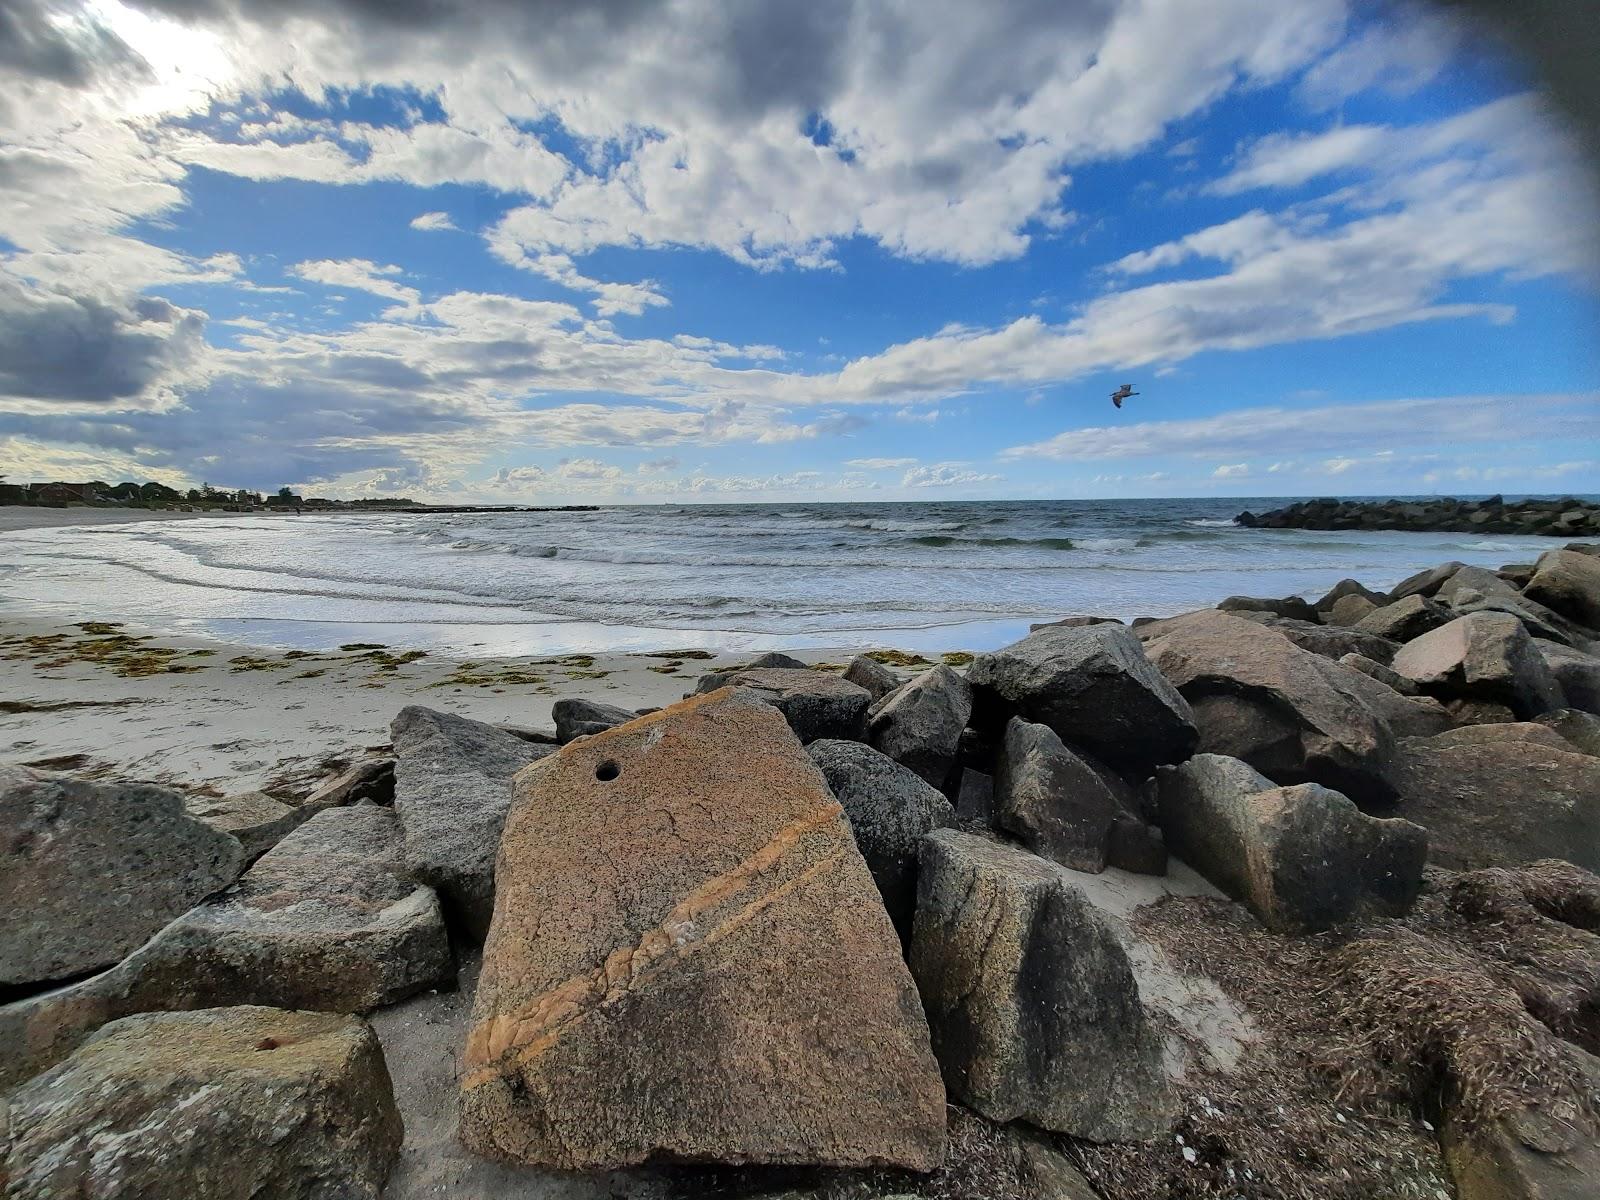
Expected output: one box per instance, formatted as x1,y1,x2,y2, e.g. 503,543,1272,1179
1536,709,1600,757
1,767,243,988
3,1006,402,1200
185,791,308,862
0,804,454,1090
693,667,872,743
1388,560,1464,600
1382,725,1600,872
868,663,972,789
1525,547,1600,630
843,653,902,701
967,623,1196,772
807,739,955,940
552,697,638,742
1539,638,1600,713
994,717,1156,875
1315,577,1388,615
1354,593,1451,643
1436,564,1522,605
1391,612,1563,718
459,688,946,1171
1156,755,1426,932
390,705,556,940
1325,593,1378,627
1338,652,1421,695
1227,611,1400,664
1140,609,1400,801
909,830,1177,1142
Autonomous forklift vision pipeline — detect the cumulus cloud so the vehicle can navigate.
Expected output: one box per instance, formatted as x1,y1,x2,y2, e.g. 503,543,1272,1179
0,276,209,410
1212,463,1249,477
901,462,1001,488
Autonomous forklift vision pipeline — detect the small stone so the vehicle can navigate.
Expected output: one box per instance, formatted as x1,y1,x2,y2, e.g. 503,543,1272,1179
552,697,638,742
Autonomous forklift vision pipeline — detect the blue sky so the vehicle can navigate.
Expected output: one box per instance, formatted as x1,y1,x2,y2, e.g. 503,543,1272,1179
1,0,1597,501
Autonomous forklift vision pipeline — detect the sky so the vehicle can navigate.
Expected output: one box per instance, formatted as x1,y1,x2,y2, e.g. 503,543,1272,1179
1,0,1598,504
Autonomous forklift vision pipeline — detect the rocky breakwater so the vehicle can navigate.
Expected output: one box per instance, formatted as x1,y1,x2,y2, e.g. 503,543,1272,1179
7,544,1600,1199
1237,494,1600,537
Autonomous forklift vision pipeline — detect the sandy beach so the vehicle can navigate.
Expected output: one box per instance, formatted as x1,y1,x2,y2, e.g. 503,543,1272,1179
0,611,880,795
0,505,247,533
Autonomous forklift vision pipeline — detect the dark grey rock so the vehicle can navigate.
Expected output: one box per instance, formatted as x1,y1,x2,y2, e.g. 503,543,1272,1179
995,717,1125,874
807,739,954,939
1382,726,1600,872
552,697,637,742
184,791,308,862
1388,561,1465,600
1538,638,1600,714
968,623,1196,772
695,666,872,742
1156,755,1425,932
1354,594,1452,644
868,664,972,789
909,830,1176,1142
955,768,994,827
1,767,243,988
1534,709,1600,757
1217,595,1318,622
843,653,902,701
390,705,555,940
0,805,454,1090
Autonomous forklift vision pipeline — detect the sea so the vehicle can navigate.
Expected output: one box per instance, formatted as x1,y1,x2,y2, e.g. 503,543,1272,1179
0,497,1587,656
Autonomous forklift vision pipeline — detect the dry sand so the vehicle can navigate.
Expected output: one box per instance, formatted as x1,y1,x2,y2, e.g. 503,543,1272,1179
0,505,247,533
0,612,867,795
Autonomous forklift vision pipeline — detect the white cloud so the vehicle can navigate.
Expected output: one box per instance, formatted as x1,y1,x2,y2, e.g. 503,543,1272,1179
901,462,1001,488
1000,393,1600,462
290,259,419,306
1212,463,1249,477
410,211,458,232
846,457,916,470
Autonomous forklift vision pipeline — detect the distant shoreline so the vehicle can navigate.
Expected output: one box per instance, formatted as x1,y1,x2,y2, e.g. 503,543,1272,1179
0,504,599,533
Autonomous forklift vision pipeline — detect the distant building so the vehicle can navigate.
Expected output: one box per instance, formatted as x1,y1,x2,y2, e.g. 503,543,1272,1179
30,482,99,504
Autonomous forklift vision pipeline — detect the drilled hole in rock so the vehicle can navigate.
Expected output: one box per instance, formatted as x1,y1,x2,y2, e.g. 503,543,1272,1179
596,760,621,782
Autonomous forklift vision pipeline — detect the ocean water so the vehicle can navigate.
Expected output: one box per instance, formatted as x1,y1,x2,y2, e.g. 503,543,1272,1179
0,498,1584,655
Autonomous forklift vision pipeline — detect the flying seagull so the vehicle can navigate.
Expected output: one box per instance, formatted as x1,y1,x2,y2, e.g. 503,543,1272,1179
1111,383,1139,409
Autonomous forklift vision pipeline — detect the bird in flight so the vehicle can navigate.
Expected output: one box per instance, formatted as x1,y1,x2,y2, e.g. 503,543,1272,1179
1111,383,1139,409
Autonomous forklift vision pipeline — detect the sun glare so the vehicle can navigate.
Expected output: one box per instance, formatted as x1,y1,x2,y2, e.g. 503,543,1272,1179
85,0,236,116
